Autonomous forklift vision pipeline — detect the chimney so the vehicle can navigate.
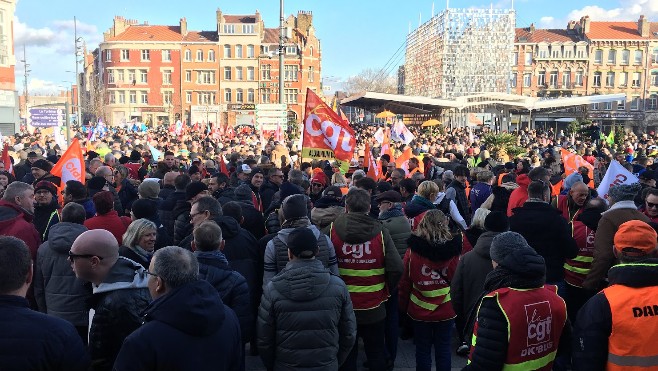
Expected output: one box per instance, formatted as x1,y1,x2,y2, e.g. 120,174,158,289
216,9,223,34
297,11,313,34
529,23,535,33
180,17,188,36
639,15,650,37
112,16,130,37
581,15,591,34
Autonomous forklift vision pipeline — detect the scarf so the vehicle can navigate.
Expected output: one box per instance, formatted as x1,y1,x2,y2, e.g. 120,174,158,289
133,245,154,262
411,195,436,210
378,204,405,220
281,217,311,229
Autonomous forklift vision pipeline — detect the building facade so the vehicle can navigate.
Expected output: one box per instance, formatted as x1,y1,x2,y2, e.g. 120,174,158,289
0,0,17,134
95,9,321,128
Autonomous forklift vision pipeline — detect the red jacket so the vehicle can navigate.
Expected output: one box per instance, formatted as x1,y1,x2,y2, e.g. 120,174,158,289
506,174,530,216
84,211,132,245
0,200,41,259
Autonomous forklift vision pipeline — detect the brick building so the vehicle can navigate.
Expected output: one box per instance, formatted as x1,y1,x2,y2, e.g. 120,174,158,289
0,0,18,134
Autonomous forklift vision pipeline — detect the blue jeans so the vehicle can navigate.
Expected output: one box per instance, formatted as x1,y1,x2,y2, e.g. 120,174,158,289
413,319,453,371
385,288,400,362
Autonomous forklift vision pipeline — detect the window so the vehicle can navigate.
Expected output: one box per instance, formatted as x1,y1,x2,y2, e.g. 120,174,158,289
118,92,125,104
236,45,243,58
286,45,298,55
140,70,148,84
622,50,630,65
163,91,173,105
524,52,532,66
617,100,625,110
185,70,192,82
634,50,643,65
523,73,531,87
236,67,243,81
128,70,136,84
247,89,255,103
162,50,171,62
284,65,299,81
604,101,612,110
510,73,517,88
606,72,615,87
223,24,235,34
184,49,192,62
607,50,616,64
652,71,658,87
591,102,599,110
247,67,255,81
262,65,271,80
224,88,232,102
310,46,314,57
141,49,150,61
619,72,628,87
186,92,192,103
108,71,115,84
632,72,641,87
129,91,137,104
562,70,571,88
308,66,314,82
121,49,129,61
117,70,124,83
594,49,603,64
140,91,148,104
243,24,254,34
197,71,215,85
224,45,231,58
538,48,548,59
162,70,172,85
575,69,584,86
549,70,558,87
109,92,116,104
198,92,215,105
576,47,585,59
648,95,658,110
284,89,298,104
512,52,518,65
593,72,602,87
261,88,271,103
262,45,270,55
653,48,658,64
236,89,243,102
631,96,641,111
551,47,560,59
247,45,254,58
208,50,215,62
105,49,112,61
224,67,231,80
537,70,546,87
563,47,572,59
196,50,203,62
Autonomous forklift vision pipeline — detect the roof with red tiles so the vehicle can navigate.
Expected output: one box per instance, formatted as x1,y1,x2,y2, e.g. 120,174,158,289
183,31,218,42
106,25,183,42
586,22,645,40
224,15,256,24
515,27,581,43
263,28,278,44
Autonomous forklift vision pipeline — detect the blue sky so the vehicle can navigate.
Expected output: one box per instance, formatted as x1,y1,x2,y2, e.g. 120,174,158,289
13,0,658,95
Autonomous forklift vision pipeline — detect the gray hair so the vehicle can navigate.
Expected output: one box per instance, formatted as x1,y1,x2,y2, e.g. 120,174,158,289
194,196,222,216
352,170,366,182
152,246,199,290
104,152,116,163
115,165,129,179
2,182,33,203
345,188,371,213
122,218,157,248
471,208,491,229
288,169,305,187
95,165,113,177
61,202,86,224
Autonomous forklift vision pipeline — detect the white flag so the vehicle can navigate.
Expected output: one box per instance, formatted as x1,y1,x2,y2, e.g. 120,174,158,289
596,160,639,203
374,127,384,144
391,120,415,145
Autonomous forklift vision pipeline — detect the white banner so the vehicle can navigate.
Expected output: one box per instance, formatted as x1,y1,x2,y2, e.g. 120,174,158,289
391,120,415,145
596,160,639,203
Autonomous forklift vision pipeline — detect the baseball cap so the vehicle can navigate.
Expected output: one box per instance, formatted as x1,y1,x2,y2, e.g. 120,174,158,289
614,220,657,256
287,227,319,258
237,164,252,174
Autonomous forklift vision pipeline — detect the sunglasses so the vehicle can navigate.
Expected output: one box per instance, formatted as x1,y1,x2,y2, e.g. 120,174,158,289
647,201,658,209
312,183,323,187
68,251,103,262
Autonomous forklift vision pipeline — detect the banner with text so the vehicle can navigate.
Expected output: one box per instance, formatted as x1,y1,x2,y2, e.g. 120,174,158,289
597,160,639,202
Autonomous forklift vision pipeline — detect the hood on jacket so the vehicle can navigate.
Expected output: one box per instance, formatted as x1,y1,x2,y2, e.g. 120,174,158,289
47,222,88,254
607,259,658,288
473,231,502,260
272,259,330,302
0,200,32,224
276,223,322,245
93,257,149,294
407,234,462,262
212,215,241,239
313,196,343,209
515,174,530,188
332,212,383,244
404,196,436,219
143,279,225,336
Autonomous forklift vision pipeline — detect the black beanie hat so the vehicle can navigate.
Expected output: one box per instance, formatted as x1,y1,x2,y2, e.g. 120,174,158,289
282,194,308,220
484,211,510,233
185,181,208,200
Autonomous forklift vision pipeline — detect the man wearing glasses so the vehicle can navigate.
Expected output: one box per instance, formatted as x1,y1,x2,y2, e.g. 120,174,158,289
260,168,284,211
69,229,150,371
641,188,658,223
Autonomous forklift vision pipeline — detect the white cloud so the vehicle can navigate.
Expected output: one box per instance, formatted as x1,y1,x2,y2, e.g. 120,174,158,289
14,16,56,47
537,0,658,28
27,78,65,95
51,19,98,35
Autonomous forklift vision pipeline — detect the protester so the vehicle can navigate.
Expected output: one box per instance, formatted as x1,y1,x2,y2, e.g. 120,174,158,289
120,218,157,269
32,180,60,242
311,185,345,228
639,187,658,223
445,165,471,225
377,190,411,258
507,166,549,216
405,180,439,231
0,181,41,259
84,191,132,245
552,181,590,222
64,180,96,219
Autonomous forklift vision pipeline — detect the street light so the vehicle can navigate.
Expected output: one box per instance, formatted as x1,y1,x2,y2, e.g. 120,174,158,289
74,16,84,128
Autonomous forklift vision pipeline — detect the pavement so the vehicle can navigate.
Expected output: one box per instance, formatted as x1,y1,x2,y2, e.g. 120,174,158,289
245,332,468,370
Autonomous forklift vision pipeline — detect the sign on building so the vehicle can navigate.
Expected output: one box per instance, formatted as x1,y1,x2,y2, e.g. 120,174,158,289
256,103,288,130
29,108,64,128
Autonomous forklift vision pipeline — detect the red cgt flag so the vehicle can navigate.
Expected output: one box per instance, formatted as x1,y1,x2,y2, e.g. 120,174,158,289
302,88,356,172
2,143,13,176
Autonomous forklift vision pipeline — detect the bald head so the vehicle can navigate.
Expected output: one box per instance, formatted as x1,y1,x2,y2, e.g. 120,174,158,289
163,171,178,186
72,229,119,260
569,181,590,207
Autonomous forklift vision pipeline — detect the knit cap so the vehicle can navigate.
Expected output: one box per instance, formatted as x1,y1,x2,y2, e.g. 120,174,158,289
490,231,538,268
484,211,509,233
608,182,642,202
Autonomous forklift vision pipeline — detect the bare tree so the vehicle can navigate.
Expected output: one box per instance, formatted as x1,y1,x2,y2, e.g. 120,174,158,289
343,68,397,95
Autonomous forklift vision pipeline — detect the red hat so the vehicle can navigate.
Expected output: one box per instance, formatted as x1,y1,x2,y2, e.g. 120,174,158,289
614,220,657,256
311,173,326,187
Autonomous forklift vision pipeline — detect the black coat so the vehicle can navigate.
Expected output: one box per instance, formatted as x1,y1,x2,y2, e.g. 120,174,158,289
259,179,279,211
214,187,236,205
0,295,90,371
238,201,266,240
509,201,579,282
172,199,192,245
158,184,175,201
117,179,138,215
159,190,186,233
113,280,244,371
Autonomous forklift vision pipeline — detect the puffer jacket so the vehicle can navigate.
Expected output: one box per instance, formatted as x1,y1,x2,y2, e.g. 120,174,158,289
88,257,151,371
263,219,339,287
311,197,345,229
172,199,192,245
257,259,357,371
379,205,412,258
34,222,91,327
196,250,252,343
159,190,186,232
113,280,243,371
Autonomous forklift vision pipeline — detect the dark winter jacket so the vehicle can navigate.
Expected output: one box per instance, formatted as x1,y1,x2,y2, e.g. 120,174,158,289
322,212,404,325
237,199,266,240
158,184,175,201
117,178,138,214
118,245,151,270
379,205,412,258
196,250,253,343
259,179,279,211
257,259,357,371
573,260,658,371
34,222,91,327
33,198,60,241
0,200,41,259
214,187,237,205
469,182,492,215
88,257,151,371
485,182,518,214
0,295,90,371
451,230,501,341
403,195,436,219
71,198,96,219
172,199,192,245
113,280,244,371
510,201,579,282
446,179,471,225
159,190,186,233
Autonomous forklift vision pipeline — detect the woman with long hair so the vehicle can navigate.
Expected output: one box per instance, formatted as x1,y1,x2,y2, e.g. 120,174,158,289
398,210,462,371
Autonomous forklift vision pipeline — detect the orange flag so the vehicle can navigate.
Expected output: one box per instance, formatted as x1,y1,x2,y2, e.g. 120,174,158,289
364,143,380,180
51,138,86,185
397,147,413,175
560,148,594,188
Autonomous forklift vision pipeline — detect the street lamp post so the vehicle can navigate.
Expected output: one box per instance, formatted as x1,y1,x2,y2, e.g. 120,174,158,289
74,17,83,128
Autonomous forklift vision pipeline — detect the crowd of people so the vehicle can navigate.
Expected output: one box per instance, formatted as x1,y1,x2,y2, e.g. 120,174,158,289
1,120,658,371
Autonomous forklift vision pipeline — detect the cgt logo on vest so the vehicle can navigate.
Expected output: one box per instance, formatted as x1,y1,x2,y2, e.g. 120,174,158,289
342,241,373,260
522,301,554,357
421,264,448,283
